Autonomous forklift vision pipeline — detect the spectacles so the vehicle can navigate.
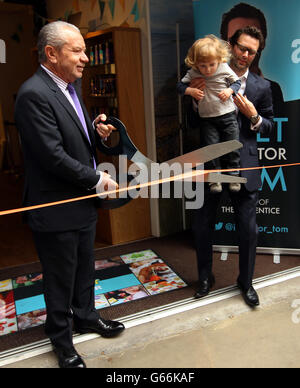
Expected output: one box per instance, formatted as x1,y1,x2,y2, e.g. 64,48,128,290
236,42,257,56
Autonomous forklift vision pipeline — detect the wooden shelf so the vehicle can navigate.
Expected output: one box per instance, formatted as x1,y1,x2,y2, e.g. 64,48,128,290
84,27,140,40
83,27,151,245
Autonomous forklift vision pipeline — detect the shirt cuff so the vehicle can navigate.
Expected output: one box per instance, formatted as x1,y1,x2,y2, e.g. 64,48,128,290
250,115,262,131
90,171,103,190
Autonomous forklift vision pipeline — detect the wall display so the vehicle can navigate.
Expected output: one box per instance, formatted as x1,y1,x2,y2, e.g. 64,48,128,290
0,250,187,337
193,0,300,250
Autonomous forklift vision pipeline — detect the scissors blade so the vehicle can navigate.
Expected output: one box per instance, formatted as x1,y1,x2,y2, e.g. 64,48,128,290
204,173,246,183
131,150,154,170
162,140,243,168
185,172,247,183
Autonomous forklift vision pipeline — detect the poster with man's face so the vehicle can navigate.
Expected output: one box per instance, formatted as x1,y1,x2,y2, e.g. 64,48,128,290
193,0,300,103
193,1,300,250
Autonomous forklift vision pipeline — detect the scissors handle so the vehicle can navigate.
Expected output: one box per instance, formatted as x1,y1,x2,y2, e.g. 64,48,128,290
97,117,137,160
96,117,139,210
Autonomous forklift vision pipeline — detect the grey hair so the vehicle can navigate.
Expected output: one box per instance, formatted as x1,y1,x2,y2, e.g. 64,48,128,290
37,21,80,64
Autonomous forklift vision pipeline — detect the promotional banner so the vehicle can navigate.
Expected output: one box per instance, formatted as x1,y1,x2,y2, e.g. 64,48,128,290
193,0,300,249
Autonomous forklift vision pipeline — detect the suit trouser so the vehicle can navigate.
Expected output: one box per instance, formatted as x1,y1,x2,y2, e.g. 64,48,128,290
32,221,99,349
192,185,259,289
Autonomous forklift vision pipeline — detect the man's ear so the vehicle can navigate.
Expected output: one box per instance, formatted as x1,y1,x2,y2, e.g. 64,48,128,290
44,45,58,64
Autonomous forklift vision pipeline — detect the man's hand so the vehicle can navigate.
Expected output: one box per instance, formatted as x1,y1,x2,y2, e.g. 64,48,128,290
190,77,206,90
96,172,119,197
186,87,205,101
94,113,115,139
233,93,258,119
218,88,233,102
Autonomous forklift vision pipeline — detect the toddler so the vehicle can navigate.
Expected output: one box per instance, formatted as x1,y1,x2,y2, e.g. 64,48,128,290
178,34,241,193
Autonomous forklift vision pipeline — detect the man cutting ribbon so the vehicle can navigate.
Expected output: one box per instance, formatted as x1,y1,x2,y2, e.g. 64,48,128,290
14,21,125,369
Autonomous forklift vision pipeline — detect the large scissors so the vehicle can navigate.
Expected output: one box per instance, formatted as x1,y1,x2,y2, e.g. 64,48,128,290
96,117,246,209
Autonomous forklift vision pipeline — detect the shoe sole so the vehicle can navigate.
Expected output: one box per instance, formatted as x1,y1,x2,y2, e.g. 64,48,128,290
237,284,260,308
194,277,215,299
194,291,209,299
75,327,125,338
240,294,260,308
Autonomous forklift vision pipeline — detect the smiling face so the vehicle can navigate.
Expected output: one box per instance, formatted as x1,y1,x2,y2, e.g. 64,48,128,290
45,27,89,83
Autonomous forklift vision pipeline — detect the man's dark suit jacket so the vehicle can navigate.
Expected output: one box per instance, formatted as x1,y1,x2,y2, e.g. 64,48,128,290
191,71,274,287
15,67,101,232
237,71,274,191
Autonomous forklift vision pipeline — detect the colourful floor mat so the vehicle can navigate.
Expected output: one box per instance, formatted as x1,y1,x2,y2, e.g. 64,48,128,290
0,249,187,337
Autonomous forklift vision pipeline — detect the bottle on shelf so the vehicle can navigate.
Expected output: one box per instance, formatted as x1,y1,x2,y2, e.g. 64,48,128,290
90,75,116,97
89,46,95,66
102,42,106,64
99,43,104,65
90,77,95,96
105,41,110,64
94,44,99,66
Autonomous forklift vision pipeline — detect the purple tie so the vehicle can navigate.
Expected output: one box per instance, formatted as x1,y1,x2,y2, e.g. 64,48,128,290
67,84,96,169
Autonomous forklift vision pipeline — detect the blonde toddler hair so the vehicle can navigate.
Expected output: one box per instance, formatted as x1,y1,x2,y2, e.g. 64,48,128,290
185,34,231,70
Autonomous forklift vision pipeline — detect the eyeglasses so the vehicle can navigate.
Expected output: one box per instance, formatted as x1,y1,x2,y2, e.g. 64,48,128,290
236,42,257,56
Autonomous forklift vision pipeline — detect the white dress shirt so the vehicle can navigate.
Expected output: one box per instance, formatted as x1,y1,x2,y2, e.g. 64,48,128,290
41,65,80,116
238,69,262,131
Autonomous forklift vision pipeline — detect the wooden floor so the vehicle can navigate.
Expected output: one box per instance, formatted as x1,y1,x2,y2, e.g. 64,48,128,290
0,172,107,270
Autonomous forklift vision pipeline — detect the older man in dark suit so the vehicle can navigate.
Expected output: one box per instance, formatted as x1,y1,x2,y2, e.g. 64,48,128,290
191,27,274,306
15,21,124,368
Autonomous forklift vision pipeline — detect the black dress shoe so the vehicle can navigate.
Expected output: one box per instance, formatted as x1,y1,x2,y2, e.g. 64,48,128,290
237,282,260,308
75,318,125,338
194,274,215,299
53,346,86,369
